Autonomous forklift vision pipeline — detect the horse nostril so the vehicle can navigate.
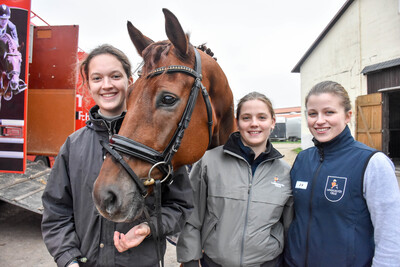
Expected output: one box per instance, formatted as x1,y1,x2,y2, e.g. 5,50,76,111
104,190,119,216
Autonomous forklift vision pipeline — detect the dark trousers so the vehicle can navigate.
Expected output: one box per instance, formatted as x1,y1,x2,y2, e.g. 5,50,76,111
201,253,283,267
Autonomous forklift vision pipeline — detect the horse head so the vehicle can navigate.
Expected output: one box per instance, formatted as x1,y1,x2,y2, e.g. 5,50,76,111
93,9,236,222
0,34,22,96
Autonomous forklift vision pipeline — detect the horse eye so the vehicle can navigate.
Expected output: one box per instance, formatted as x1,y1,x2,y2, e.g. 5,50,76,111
162,95,177,105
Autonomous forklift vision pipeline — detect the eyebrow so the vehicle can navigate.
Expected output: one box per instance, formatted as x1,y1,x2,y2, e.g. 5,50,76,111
241,112,269,116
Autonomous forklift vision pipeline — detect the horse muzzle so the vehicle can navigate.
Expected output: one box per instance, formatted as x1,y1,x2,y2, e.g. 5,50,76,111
93,161,147,222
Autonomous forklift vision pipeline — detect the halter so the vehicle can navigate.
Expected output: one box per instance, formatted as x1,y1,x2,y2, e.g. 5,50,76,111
100,48,213,196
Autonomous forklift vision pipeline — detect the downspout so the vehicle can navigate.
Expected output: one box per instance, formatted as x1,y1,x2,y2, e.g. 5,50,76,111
358,0,363,96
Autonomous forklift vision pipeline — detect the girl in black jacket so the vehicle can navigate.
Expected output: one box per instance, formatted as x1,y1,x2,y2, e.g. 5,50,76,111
41,44,193,267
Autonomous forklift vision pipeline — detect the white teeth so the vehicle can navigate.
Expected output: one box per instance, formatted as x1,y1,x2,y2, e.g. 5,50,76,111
249,131,260,134
316,128,329,132
102,93,116,97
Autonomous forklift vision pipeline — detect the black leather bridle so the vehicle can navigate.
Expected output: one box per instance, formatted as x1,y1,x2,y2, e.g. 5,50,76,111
100,48,213,196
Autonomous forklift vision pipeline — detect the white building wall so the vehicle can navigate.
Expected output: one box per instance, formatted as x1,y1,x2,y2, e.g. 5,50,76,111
360,0,400,72
299,0,400,149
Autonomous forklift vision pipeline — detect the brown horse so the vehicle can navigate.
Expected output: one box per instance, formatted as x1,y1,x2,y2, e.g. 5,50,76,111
0,33,24,101
93,9,236,222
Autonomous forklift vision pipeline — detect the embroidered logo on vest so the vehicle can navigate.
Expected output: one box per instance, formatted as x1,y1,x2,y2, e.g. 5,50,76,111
324,176,347,202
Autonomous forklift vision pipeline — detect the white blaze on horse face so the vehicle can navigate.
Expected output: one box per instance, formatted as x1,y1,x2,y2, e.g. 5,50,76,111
238,99,275,156
88,54,132,117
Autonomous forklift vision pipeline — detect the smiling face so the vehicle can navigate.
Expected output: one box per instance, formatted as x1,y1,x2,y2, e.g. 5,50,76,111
238,99,275,156
306,93,352,143
88,54,133,117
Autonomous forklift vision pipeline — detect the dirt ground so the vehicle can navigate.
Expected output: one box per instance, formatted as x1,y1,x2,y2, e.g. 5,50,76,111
0,143,300,267
273,142,299,166
0,201,181,267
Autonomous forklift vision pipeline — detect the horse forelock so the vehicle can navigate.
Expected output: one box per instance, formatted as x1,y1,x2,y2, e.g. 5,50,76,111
141,40,194,75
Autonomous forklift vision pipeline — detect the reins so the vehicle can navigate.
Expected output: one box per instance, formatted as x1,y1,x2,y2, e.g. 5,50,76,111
100,47,213,267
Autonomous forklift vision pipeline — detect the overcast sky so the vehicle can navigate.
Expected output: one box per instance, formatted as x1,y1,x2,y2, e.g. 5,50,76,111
31,0,347,108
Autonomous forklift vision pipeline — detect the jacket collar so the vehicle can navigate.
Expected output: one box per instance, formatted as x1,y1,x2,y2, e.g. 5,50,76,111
86,105,126,134
313,125,355,155
223,132,283,162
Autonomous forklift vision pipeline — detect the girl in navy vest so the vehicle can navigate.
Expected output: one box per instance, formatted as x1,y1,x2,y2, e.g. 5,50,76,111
284,81,400,267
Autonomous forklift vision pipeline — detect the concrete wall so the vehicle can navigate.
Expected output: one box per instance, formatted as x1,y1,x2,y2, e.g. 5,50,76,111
298,0,400,149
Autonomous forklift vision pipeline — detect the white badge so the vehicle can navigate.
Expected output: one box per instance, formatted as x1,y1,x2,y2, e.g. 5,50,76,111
295,181,308,190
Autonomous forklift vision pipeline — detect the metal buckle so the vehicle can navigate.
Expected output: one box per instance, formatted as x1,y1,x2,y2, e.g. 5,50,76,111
147,161,172,185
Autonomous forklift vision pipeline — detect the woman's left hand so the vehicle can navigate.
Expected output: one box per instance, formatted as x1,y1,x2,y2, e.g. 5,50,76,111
113,223,151,252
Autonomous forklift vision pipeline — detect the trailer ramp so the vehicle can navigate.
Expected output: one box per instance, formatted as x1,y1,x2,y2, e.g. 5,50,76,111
0,161,50,215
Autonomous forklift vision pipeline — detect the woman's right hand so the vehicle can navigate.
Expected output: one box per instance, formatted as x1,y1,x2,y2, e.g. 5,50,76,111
114,223,151,252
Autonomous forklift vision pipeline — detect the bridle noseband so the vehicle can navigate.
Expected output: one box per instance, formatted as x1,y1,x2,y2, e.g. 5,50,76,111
100,48,213,197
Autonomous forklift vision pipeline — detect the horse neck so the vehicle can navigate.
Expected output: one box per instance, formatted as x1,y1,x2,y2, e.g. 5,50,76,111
203,58,230,99
202,56,237,146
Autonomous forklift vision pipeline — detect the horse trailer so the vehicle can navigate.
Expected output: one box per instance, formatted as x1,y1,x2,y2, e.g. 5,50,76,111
270,116,301,142
286,117,301,141
0,21,93,214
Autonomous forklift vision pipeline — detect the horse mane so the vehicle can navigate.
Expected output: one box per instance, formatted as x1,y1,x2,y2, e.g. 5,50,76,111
0,33,18,53
195,44,217,61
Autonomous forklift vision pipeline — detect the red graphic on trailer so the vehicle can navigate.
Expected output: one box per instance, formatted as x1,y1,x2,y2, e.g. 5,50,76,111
0,0,30,173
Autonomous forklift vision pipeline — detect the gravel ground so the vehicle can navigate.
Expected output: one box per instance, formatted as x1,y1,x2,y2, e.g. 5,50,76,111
0,201,180,267
0,143,300,266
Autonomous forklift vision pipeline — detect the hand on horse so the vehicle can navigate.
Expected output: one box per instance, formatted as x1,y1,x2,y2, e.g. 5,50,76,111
113,223,151,252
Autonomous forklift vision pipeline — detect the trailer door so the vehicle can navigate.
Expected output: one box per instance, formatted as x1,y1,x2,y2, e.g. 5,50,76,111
27,25,79,157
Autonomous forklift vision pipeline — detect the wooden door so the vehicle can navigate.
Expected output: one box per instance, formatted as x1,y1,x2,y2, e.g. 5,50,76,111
355,93,382,150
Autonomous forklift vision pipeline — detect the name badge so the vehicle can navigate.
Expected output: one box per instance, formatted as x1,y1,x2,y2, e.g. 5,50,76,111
295,181,308,189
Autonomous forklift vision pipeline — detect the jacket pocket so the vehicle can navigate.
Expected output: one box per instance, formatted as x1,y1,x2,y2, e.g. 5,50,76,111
201,212,218,247
270,223,284,249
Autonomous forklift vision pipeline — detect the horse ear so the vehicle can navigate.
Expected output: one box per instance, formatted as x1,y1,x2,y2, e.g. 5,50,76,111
127,21,154,57
162,8,188,56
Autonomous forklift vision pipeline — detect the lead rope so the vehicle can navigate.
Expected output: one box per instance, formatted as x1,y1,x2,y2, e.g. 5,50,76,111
143,180,164,267
154,180,164,267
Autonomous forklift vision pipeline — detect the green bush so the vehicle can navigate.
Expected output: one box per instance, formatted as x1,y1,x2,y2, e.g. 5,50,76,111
292,147,302,154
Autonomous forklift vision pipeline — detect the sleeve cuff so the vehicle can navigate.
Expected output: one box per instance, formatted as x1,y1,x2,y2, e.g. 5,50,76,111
182,260,200,267
56,248,82,267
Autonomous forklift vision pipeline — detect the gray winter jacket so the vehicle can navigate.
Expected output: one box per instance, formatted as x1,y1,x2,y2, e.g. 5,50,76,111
41,105,194,267
177,132,293,267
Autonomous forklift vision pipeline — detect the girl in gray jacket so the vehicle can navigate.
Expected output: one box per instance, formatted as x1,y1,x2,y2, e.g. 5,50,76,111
177,92,293,267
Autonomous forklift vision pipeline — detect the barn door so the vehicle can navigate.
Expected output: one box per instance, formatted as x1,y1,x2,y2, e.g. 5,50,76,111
355,93,382,150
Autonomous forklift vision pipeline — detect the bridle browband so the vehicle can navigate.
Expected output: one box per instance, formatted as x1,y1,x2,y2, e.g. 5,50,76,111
100,48,213,197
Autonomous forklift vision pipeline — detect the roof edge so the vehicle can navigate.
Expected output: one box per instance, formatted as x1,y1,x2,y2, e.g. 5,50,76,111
291,0,355,73
361,57,400,74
